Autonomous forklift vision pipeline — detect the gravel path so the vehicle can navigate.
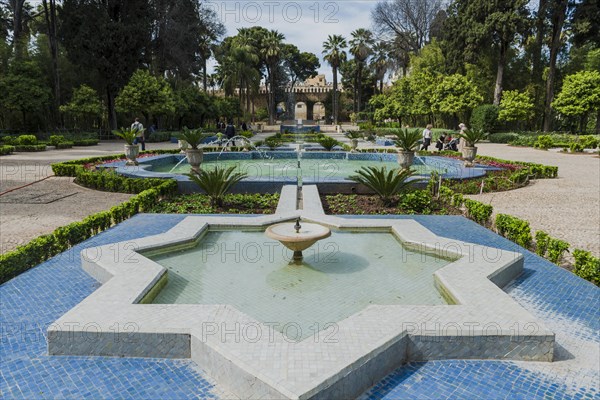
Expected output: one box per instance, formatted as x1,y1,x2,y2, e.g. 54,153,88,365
467,144,599,257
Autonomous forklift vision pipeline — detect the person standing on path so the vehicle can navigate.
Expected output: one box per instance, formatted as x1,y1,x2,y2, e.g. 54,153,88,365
421,124,433,151
131,118,145,151
225,120,236,147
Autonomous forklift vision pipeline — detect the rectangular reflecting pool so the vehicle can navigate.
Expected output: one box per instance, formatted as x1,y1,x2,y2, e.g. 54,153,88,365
146,230,453,340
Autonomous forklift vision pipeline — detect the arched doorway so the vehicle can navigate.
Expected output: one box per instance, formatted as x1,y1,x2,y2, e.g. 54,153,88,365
313,102,326,121
295,102,307,120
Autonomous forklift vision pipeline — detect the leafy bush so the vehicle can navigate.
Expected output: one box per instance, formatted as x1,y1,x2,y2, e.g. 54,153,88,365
547,238,570,264
75,169,175,194
56,141,74,149
186,166,248,206
572,249,600,286
393,128,421,151
49,135,66,146
495,214,532,249
400,191,432,214
534,135,554,149
145,131,172,142
265,136,283,150
0,145,15,155
581,135,599,149
349,166,419,206
113,127,141,145
150,193,279,214
464,199,493,225
470,104,499,133
535,231,550,257
17,135,38,145
318,136,340,151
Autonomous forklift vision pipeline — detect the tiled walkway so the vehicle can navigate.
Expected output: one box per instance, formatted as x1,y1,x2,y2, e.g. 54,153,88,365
1,214,598,399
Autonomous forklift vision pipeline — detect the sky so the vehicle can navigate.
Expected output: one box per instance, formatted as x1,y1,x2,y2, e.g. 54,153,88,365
205,0,379,83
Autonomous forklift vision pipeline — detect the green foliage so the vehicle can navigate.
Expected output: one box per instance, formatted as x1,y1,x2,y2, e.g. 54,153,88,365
17,135,38,145
431,74,483,115
534,135,554,149
177,127,211,149
457,128,487,147
76,169,176,194
535,231,550,257
0,61,50,123
471,104,499,133
318,136,340,151
393,128,422,151
14,144,47,152
150,193,279,214
498,90,534,123
48,135,66,146
73,138,99,146
488,133,519,143
60,84,102,117
399,191,433,214
187,166,248,206
0,145,15,155
495,214,532,249
56,142,74,149
464,199,493,225
265,136,283,150
115,69,176,117
349,166,419,205
552,70,600,119
112,127,140,145
572,249,600,286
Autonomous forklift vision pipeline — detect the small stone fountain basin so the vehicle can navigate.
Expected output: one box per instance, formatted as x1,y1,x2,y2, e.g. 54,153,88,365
265,222,331,252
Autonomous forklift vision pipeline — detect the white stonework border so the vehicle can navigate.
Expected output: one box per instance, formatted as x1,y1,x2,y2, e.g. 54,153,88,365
48,186,554,399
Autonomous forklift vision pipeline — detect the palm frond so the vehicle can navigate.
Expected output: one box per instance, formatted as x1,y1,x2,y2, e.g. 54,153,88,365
186,166,248,207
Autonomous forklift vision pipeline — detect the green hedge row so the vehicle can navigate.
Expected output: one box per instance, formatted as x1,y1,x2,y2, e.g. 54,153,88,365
439,185,598,286
73,138,99,146
75,169,175,194
0,179,176,284
14,144,47,152
0,145,14,155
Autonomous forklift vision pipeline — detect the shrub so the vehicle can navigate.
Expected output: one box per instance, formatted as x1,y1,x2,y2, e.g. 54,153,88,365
73,138,99,146
0,145,15,155
186,166,248,207
534,135,554,149
318,136,340,151
572,249,600,286
470,104,499,133
488,133,519,143
535,231,550,257
457,128,488,147
349,167,419,206
400,190,432,214
56,141,74,149
393,128,421,151
547,238,570,264
581,135,599,149
17,134,38,145
48,135,66,146
495,214,532,249
464,199,493,225
14,144,47,152
145,131,172,143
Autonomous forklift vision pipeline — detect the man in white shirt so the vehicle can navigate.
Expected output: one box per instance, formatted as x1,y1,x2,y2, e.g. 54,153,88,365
421,124,433,151
131,117,145,151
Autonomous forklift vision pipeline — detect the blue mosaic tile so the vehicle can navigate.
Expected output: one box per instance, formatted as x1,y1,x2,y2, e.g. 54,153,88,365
1,214,598,399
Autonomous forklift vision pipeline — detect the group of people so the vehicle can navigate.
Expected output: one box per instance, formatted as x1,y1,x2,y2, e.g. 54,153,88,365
420,123,467,152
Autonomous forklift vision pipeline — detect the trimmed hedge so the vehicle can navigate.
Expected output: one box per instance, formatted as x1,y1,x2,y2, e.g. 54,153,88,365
495,214,532,249
0,145,15,155
17,134,38,145
73,138,99,146
56,142,74,149
14,144,47,152
464,198,493,225
75,169,175,194
0,179,176,284
572,250,600,286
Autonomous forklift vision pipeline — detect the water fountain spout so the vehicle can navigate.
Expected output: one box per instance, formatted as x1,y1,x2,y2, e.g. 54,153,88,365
217,136,272,160
265,221,331,263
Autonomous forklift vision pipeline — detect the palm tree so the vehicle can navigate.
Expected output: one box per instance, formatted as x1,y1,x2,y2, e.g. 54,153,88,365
371,41,390,94
349,29,374,113
262,30,285,125
323,34,347,125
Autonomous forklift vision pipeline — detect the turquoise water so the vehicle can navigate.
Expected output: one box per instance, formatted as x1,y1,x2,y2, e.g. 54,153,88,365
147,230,452,340
152,158,440,180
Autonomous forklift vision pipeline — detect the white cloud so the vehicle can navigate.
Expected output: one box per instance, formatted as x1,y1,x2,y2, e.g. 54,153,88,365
206,1,378,83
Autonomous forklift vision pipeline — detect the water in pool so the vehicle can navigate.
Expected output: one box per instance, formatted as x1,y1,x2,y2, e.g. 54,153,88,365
152,158,440,180
147,230,452,340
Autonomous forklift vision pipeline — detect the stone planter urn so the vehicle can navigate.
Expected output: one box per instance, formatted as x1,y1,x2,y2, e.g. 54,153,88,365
178,140,189,154
124,144,140,166
185,148,203,173
462,146,478,166
397,150,415,170
350,138,359,152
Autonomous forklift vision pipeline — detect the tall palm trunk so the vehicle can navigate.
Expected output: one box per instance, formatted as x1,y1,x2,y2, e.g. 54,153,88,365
357,61,363,112
332,65,338,124
43,0,61,126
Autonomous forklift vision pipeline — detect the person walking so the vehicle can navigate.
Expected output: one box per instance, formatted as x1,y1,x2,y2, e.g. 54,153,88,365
131,117,145,151
224,120,236,147
421,124,433,151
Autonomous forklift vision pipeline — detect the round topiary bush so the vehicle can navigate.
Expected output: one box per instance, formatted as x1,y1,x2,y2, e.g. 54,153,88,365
17,135,38,145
